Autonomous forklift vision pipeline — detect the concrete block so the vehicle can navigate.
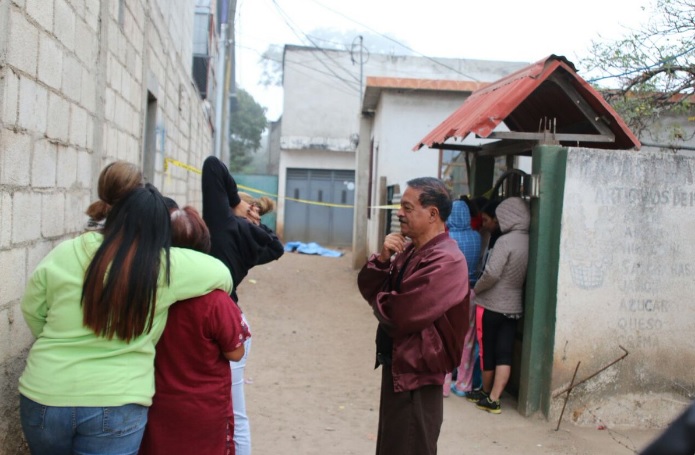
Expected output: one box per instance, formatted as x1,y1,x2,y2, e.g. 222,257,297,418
104,86,115,122
55,145,77,188
108,57,122,96
114,95,125,128
0,192,11,249
31,138,57,188
53,0,75,52
80,65,96,113
131,105,140,137
0,244,26,304
18,77,48,133
41,191,65,238
108,0,118,21
134,53,142,84
11,191,41,243
102,123,118,156
65,191,90,232
74,17,95,66
0,128,31,186
76,149,91,188
26,239,53,277
46,91,69,142
38,32,63,90
84,115,94,150
0,67,20,125
68,0,85,20
121,71,131,107
69,103,87,148
26,0,54,32
61,54,82,103
84,0,99,32
7,8,38,76
0,307,9,364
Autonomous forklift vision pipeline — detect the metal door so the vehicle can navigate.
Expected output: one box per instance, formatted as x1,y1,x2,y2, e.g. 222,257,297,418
285,168,355,246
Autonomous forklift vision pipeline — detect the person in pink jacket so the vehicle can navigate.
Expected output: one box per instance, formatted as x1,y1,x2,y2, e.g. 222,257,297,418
357,177,470,455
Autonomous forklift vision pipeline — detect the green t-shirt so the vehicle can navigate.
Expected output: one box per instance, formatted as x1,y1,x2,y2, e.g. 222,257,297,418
19,231,232,407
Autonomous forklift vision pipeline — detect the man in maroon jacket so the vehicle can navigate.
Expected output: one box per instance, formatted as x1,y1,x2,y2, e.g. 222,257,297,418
357,177,470,455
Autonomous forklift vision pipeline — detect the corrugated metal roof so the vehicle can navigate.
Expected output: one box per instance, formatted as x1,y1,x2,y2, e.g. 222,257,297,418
414,55,640,151
362,77,487,113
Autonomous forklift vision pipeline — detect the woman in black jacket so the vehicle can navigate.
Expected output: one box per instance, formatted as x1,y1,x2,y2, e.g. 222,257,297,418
201,156,284,455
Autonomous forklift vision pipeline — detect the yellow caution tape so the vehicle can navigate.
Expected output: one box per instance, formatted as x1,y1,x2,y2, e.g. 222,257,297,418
164,157,202,175
164,157,400,210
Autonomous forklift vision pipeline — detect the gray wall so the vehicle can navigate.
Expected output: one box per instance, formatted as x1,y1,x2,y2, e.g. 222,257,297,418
551,147,695,428
0,0,213,451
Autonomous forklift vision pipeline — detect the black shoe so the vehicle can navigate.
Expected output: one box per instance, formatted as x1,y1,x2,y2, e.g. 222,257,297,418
465,388,488,403
476,396,501,414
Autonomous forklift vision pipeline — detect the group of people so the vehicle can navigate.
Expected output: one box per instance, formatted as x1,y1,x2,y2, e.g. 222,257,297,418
358,176,530,454
18,157,283,455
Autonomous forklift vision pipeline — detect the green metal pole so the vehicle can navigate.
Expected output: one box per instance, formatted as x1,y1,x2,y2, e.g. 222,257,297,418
517,145,567,417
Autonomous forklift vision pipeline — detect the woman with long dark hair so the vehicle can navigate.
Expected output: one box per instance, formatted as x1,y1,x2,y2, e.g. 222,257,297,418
19,184,232,455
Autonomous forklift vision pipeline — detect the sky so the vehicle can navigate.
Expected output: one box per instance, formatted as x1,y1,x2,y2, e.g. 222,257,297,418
233,0,652,122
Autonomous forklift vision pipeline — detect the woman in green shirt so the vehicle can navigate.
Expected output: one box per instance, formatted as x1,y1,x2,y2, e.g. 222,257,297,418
19,184,232,455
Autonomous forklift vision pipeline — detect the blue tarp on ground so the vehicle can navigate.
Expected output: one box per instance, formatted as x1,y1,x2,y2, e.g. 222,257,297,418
284,241,343,257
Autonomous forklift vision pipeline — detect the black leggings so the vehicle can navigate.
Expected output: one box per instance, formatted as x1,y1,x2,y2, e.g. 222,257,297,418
478,308,516,371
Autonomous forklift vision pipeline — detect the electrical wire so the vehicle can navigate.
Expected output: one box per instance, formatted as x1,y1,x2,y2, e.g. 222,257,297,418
269,0,362,89
307,0,482,81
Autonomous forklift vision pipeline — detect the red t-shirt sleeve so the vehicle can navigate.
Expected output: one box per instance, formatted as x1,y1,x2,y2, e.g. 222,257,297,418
205,290,251,353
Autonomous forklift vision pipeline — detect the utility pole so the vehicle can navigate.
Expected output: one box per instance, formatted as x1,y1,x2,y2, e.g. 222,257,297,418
351,35,367,106
359,35,363,103
214,0,230,159
222,0,237,165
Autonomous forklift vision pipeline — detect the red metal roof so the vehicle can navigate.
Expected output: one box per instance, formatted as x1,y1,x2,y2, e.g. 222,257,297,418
414,55,641,151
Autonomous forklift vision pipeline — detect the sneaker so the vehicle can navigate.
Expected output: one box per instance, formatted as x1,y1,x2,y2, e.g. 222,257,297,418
465,388,488,403
450,383,467,398
476,396,501,414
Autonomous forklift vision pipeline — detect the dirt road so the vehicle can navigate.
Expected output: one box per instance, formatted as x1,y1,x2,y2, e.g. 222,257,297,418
238,250,661,455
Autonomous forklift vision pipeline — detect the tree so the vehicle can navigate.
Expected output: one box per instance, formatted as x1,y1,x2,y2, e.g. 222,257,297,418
229,88,267,173
582,0,695,142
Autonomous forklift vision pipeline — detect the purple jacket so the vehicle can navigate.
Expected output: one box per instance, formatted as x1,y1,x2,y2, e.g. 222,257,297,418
358,232,469,392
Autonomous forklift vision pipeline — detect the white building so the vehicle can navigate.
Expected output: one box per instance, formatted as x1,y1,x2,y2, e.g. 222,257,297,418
277,45,528,249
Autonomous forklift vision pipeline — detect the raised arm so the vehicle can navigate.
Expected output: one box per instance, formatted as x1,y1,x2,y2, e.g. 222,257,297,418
166,248,233,303
202,156,240,228
253,223,285,265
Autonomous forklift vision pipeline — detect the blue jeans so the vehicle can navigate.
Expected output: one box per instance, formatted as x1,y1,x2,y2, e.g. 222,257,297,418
20,395,148,455
232,314,252,455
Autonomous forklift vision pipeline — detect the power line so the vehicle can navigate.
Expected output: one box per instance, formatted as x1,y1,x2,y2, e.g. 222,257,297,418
268,0,361,89
307,0,482,82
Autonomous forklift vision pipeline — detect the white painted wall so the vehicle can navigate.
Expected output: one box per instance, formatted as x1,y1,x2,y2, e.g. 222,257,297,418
366,91,469,254
552,147,695,428
281,47,528,151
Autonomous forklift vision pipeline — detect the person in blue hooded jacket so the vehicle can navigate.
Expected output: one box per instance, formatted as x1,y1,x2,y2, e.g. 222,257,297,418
447,197,482,286
444,198,483,398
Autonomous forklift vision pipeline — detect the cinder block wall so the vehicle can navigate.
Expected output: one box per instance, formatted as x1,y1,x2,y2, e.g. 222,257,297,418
0,1,212,451
551,148,695,428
